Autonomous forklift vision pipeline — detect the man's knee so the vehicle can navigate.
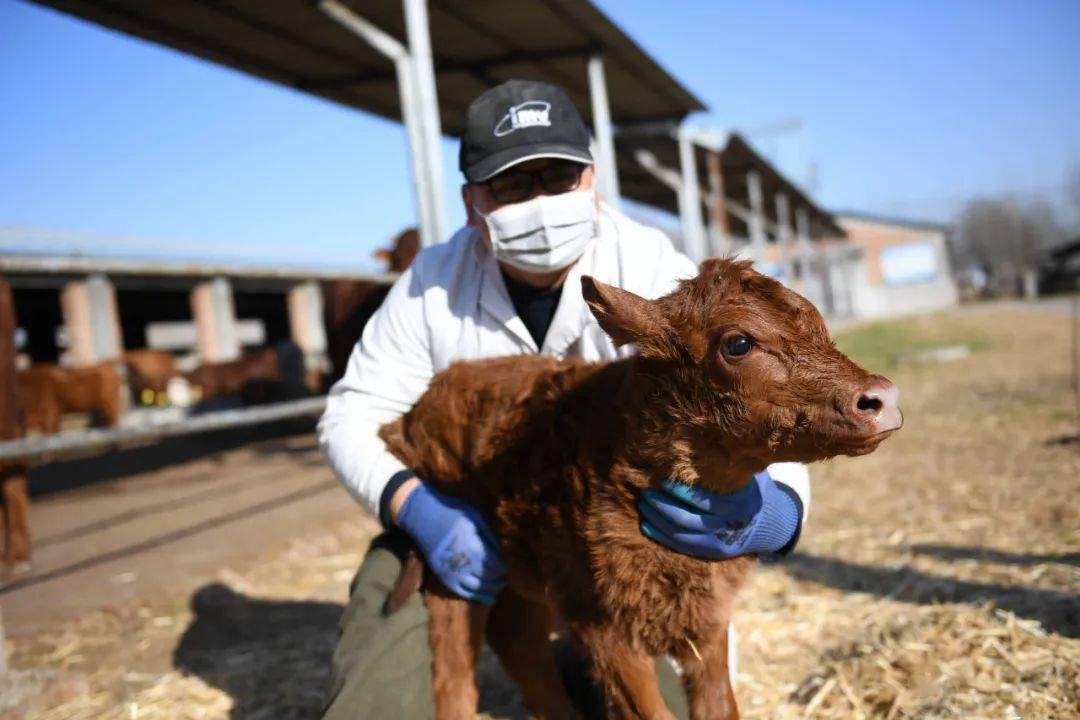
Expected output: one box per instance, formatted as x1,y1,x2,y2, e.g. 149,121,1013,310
322,530,434,720
342,530,415,614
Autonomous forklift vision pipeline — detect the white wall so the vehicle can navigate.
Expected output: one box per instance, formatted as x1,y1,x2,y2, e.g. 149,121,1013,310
850,231,959,319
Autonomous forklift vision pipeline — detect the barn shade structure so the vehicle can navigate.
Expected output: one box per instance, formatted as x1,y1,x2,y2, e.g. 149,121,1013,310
29,0,839,262
0,238,386,463
616,123,843,261
3,1,848,464
29,0,706,247
31,0,703,131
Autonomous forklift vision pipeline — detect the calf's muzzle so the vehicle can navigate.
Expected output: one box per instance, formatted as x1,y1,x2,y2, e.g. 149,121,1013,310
852,378,903,434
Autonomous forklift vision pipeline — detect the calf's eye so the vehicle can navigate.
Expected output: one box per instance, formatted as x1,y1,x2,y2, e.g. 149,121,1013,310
725,335,754,357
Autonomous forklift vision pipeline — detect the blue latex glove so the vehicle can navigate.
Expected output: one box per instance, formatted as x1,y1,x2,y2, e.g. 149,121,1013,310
638,472,802,559
396,481,507,604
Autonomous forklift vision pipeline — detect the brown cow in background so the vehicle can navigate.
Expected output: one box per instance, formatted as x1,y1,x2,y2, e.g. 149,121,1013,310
372,227,419,274
0,278,31,565
17,363,124,435
123,348,179,405
186,346,281,402
324,228,418,386
186,341,311,406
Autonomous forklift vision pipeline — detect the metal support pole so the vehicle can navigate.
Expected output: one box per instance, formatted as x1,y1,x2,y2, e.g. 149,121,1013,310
632,148,688,255
677,126,707,263
587,54,621,209
319,0,439,248
796,206,813,261
403,0,447,243
632,149,681,192
706,150,729,257
774,193,795,285
796,206,818,303
0,396,329,463
747,171,767,264
398,65,437,249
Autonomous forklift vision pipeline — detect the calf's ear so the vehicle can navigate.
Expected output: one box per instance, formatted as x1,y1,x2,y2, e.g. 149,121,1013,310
581,275,665,348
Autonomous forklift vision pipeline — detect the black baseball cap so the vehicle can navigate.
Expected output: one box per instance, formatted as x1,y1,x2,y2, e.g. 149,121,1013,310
459,79,593,183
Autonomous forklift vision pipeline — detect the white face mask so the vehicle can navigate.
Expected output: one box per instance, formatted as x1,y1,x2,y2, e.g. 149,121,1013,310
477,189,599,273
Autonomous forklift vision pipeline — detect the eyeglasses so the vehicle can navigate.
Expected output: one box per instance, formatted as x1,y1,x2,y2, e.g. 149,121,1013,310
483,161,586,204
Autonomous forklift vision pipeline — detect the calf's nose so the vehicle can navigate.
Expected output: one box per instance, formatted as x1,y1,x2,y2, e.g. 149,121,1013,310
852,379,903,433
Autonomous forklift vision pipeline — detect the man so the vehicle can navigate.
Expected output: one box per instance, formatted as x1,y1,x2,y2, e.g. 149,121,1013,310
318,79,809,718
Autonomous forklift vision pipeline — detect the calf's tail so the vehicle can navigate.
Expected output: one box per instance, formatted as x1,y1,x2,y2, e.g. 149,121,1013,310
387,548,425,614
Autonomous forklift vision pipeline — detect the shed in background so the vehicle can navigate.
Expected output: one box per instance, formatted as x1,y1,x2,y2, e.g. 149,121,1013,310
833,212,960,320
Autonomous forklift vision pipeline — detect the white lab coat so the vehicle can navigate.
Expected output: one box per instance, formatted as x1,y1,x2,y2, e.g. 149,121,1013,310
318,203,810,519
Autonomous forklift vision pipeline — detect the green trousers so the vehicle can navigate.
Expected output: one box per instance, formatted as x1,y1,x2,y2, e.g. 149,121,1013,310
321,530,690,719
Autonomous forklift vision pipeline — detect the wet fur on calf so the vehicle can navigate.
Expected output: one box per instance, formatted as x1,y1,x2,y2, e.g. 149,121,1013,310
379,258,900,719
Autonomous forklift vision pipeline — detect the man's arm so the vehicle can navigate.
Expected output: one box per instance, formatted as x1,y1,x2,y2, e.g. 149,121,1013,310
764,462,811,526
317,261,507,602
318,266,433,519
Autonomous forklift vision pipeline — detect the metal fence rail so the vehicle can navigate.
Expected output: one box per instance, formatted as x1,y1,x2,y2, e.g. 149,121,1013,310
0,396,328,463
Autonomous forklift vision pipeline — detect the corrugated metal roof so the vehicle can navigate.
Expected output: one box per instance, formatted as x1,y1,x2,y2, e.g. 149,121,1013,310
31,0,705,135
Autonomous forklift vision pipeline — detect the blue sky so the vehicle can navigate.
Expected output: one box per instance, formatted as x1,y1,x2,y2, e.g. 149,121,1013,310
1,0,1078,269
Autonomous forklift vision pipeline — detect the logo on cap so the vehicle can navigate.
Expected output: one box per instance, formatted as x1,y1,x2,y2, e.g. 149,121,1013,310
493,101,552,137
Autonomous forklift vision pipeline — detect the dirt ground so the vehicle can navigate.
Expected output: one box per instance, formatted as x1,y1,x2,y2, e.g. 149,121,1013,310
3,301,1078,719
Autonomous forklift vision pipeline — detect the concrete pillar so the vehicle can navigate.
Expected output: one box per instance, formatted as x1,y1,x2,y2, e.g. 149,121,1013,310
287,282,327,355
706,150,729,257
747,171,767,264
287,281,329,389
60,274,122,366
1022,268,1039,300
190,278,239,362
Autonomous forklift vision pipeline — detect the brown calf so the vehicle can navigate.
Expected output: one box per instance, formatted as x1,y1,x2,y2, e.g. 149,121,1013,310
17,362,124,435
6,359,123,565
380,259,902,719
123,348,179,404
0,278,30,565
187,341,320,406
185,347,280,402
324,228,418,385
373,227,419,275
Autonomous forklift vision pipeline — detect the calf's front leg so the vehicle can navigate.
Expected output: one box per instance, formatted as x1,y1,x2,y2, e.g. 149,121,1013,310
1,466,30,566
425,587,489,720
676,626,738,720
486,590,580,719
577,627,676,720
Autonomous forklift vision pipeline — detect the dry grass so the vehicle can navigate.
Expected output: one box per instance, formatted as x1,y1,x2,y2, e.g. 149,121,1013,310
6,303,1079,719
7,518,379,720
736,304,1080,718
